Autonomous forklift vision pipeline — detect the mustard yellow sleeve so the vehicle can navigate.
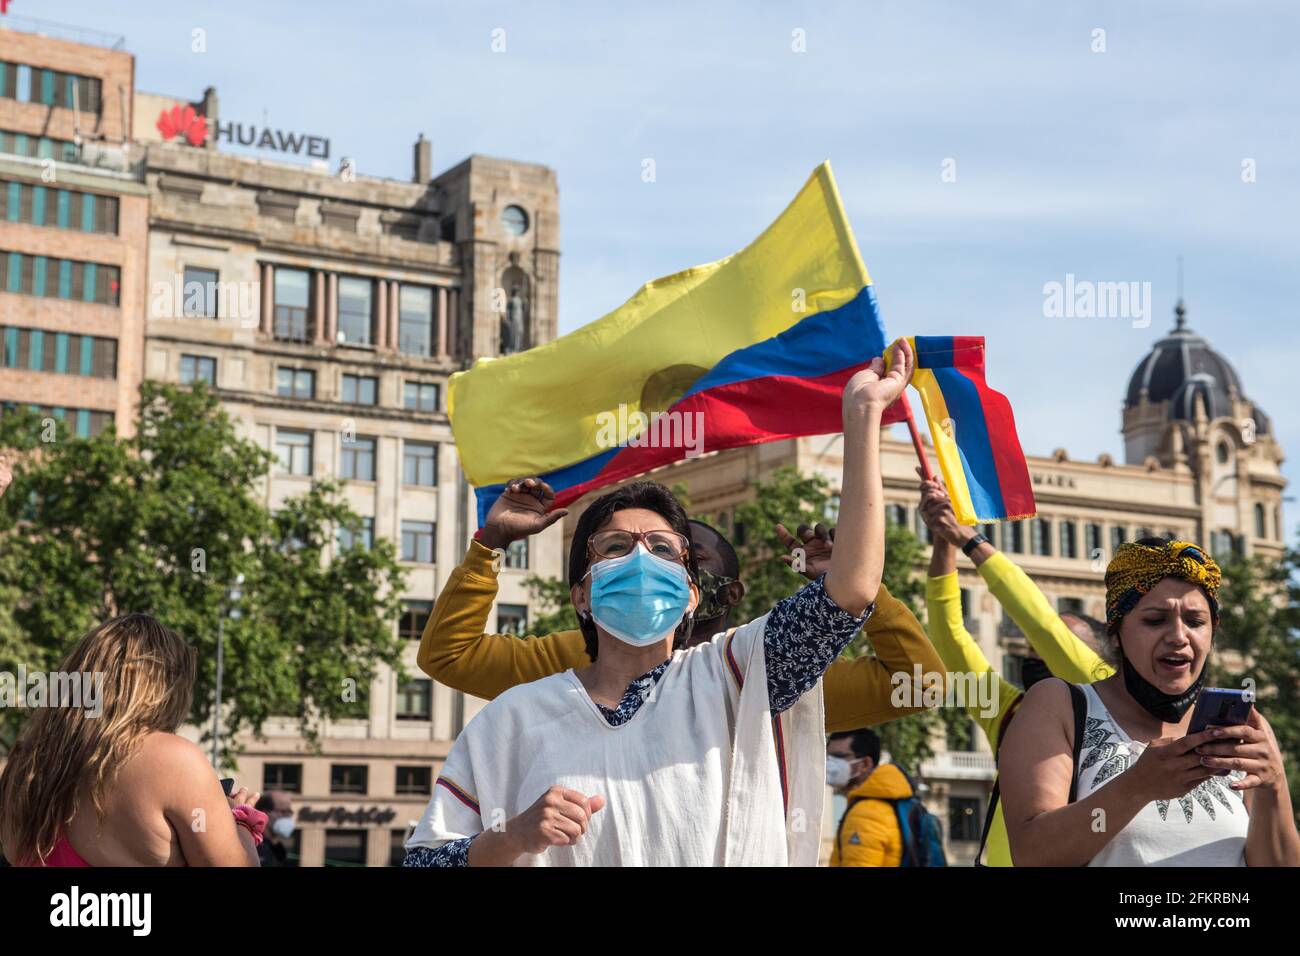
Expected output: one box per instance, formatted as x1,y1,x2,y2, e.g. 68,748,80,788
823,583,946,733
977,552,1113,684
924,572,1019,751
416,539,589,700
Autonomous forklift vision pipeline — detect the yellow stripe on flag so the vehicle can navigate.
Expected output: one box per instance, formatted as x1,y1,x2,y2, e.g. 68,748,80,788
448,161,871,487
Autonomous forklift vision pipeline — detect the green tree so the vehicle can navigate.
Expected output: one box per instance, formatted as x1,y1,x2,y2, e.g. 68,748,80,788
1210,548,1300,823
0,383,406,764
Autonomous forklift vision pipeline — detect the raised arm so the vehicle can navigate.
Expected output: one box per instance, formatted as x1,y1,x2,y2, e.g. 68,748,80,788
919,481,1020,749
920,477,1111,685
774,522,945,730
417,478,587,699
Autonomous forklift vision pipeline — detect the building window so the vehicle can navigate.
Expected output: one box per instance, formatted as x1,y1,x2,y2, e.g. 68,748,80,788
401,521,435,563
337,516,374,552
398,285,434,356
979,523,997,548
0,130,78,162
1030,518,1052,556
504,538,529,570
1085,522,1102,559
823,494,841,523
914,508,932,545
399,601,432,641
330,764,368,795
1,326,116,379
1005,521,1024,554
323,829,367,867
272,267,311,342
276,429,313,476
276,367,315,399
337,276,374,346
340,436,376,481
1058,596,1085,617
182,266,219,318
395,681,432,723
179,354,216,386
403,380,439,412
498,603,528,636
0,181,118,234
396,765,432,795
886,503,908,527
0,251,119,305
1058,520,1077,559
1216,441,1230,465
959,587,973,626
948,797,981,843
402,441,437,487
262,763,302,794
1255,503,1267,539
389,829,409,867
1110,525,1126,555
340,373,377,405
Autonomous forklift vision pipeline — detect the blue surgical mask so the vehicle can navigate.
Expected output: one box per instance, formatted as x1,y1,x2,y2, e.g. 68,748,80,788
586,545,693,647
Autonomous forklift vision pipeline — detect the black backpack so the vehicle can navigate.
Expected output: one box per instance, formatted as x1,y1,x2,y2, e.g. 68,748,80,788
975,682,1087,867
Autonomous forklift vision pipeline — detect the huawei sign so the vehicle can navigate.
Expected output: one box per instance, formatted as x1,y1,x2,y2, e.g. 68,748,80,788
156,104,208,147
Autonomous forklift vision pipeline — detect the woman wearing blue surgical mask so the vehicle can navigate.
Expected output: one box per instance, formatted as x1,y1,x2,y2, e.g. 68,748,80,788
404,340,915,867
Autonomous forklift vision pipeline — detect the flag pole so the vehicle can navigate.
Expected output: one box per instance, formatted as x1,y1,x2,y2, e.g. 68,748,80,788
899,393,936,482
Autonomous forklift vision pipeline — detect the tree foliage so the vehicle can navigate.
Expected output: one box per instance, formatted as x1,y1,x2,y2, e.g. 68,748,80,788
0,382,406,763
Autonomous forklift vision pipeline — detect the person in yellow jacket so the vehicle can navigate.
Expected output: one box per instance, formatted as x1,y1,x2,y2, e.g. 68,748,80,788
827,728,916,866
916,476,1113,866
418,477,945,734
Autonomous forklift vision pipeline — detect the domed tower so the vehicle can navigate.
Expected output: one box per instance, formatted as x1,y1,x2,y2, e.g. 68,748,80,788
1121,301,1286,560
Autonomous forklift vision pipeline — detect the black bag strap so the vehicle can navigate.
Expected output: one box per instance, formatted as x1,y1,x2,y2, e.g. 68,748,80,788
975,682,1089,867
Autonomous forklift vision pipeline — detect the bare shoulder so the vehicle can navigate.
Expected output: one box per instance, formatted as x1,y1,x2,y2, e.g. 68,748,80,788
1003,679,1075,752
119,733,215,794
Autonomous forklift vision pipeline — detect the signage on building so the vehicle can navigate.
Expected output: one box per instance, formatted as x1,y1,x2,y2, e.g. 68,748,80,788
1031,472,1077,489
297,805,398,826
155,105,209,147
215,121,331,159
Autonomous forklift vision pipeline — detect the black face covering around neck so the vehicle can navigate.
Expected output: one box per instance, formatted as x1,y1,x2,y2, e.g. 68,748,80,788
1119,648,1205,723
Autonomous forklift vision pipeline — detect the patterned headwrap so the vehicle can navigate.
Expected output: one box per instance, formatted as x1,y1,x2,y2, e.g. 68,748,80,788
1104,540,1221,635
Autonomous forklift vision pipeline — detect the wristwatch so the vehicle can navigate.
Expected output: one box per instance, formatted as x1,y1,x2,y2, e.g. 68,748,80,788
961,533,989,557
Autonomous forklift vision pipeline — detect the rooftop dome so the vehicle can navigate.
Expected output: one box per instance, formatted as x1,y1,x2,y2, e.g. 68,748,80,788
1124,302,1245,420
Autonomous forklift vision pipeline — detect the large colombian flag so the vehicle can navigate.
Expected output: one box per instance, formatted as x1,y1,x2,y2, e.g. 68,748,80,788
904,335,1036,525
449,161,906,524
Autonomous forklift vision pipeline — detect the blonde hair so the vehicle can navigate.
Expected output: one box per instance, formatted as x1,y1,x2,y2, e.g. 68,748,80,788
0,613,196,864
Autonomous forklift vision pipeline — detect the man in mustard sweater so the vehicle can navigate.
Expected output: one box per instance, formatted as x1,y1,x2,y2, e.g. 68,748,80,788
917,476,1113,865
418,477,945,734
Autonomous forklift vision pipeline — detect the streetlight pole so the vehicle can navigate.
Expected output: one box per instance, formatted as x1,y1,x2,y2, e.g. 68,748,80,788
212,573,244,767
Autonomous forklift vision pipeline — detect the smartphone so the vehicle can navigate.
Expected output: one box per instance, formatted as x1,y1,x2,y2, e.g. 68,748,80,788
220,777,235,797
1188,688,1254,776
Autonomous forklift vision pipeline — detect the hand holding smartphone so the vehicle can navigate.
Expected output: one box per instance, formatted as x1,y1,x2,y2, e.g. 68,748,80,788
1187,688,1255,776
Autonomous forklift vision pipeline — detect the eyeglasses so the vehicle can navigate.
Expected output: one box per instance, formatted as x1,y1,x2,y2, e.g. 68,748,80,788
587,529,690,563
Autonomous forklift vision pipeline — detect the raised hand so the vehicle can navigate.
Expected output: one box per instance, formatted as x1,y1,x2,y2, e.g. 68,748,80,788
775,522,834,580
843,337,914,418
917,471,965,547
480,477,569,549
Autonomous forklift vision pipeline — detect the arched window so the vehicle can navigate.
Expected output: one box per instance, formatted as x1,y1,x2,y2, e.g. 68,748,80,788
1216,441,1230,465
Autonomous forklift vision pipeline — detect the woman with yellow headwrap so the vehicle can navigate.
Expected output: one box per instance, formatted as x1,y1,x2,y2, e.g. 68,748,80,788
998,537,1300,866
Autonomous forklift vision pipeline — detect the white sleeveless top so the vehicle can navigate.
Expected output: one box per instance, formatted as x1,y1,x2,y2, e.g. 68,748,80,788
1077,684,1248,867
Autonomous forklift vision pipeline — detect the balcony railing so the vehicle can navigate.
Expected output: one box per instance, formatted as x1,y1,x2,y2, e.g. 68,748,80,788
920,750,996,781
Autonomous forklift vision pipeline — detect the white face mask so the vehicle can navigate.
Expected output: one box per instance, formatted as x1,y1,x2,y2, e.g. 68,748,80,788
271,816,295,840
825,755,855,788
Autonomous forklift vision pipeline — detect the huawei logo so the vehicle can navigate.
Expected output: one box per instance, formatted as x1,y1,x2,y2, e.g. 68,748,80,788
156,104,208,146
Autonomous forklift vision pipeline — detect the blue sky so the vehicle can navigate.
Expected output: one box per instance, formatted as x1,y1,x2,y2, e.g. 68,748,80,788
25,0,1300,534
